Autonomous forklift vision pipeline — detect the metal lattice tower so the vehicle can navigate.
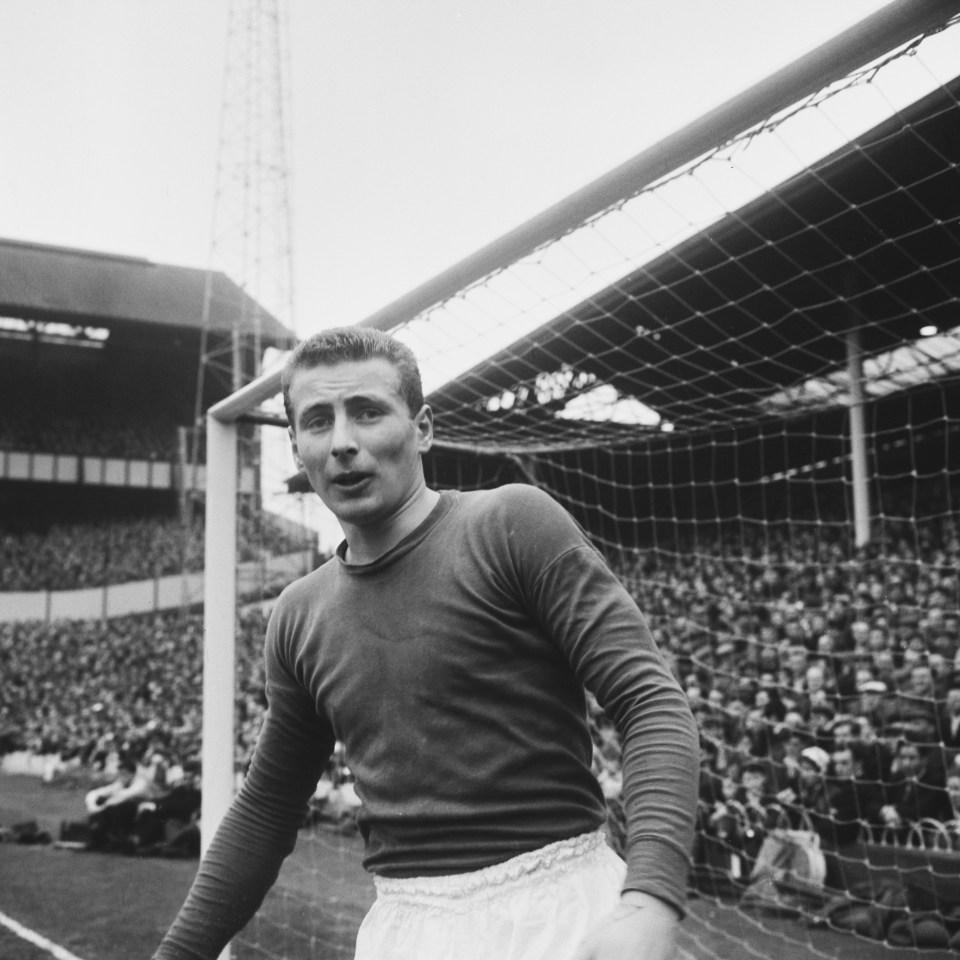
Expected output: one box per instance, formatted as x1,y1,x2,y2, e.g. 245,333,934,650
189,0,295,507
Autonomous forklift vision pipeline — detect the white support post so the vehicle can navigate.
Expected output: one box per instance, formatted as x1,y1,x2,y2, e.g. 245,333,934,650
846,328,871,548
201,412,238,870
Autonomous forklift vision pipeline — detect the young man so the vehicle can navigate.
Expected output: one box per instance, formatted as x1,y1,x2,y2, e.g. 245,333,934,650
878,739,951,836
153,327,698,960
826,746,871,847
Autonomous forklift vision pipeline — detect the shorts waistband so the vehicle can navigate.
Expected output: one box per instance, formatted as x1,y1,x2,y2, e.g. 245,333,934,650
372,830,610,906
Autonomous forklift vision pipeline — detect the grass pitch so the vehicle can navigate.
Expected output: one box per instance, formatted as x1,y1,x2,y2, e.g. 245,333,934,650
2,772,954,960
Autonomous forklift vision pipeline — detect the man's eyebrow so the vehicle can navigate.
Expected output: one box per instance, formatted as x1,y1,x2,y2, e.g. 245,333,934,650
296,400,333,424
297,393,388,424
343,390,389,403
342,392,392,410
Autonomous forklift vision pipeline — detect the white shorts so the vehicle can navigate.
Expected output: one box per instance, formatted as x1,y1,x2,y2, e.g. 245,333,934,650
354,830,626,960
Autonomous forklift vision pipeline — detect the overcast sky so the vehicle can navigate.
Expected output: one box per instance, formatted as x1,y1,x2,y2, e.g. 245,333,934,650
1,0,894,340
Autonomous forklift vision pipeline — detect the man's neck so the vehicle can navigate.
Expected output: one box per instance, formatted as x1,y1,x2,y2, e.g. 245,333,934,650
343,487,440,565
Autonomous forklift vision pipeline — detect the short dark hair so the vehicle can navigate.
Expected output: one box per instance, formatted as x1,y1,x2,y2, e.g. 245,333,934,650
281,326,425,425
830,717,860,736
896,738,926,756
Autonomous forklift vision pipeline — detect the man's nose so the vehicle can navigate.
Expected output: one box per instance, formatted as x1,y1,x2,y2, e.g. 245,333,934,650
330,415,359,457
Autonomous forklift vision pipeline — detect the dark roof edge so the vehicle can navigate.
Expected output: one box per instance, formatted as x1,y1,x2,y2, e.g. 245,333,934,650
0,236,155,267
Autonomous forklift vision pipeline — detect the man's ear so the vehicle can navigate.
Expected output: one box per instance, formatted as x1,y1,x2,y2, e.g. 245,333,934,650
289,427,304,471
415,404,434,453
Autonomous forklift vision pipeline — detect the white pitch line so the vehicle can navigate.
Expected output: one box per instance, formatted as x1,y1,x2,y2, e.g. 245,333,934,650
0,909,89,960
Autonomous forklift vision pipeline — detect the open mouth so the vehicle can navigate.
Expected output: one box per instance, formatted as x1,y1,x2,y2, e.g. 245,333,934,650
332,472,372,490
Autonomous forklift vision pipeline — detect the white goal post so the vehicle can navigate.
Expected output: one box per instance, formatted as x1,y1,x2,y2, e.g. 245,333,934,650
202,374,282,859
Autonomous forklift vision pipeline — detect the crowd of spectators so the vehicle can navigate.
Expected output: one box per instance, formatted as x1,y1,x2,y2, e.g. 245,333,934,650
0,601,351,854
0,383,182,460
0,362,190,461
0,609,267,767
0,513,312,591
0,410,180,460
600,507,960,889
2,491,960,881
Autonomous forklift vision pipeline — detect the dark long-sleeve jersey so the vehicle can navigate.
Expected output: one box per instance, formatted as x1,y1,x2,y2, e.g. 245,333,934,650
154,484,698,960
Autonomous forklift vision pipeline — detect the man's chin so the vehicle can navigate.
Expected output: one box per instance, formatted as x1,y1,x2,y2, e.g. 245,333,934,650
321,493,383,527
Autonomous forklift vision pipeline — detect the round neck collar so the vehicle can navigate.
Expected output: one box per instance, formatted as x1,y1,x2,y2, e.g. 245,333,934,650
335,490,455,573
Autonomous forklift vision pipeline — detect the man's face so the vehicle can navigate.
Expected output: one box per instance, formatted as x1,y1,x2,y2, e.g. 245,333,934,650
799,759,821,785
855,715,877,742
702,720,724,742
946,689,960,716
832,723,855,748
948,775,960,810
287,358,432,530
832,749,856,779
910,666,933,695
897,744,922,778
787,646,808,674
875,650,894,672
742,771,766,798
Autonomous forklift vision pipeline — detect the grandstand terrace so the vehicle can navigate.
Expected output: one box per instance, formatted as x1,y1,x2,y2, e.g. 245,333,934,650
0,236,293,463
0,238,307,618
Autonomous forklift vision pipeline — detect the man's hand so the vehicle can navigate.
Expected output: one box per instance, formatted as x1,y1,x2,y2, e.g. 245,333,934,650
776,787,797,805
572,890,680,960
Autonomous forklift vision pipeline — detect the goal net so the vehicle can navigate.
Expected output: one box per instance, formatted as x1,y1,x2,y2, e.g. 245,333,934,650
211,3,960,957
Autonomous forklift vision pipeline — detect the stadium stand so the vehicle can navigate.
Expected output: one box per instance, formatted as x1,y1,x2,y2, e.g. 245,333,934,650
0,237,302,602
0,238,292,480
0,513,311,592
0,238,305,837
2,502,958,885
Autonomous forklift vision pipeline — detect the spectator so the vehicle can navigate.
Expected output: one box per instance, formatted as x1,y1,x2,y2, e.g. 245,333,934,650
884,662,940,744
134,763,203,858
826,745,872,846
704,760,782,881
855,679,891,735
877,740,951,837
937,683,960,757
945,768,960,819
825,715,860,752
777,745,833,839
84,744,169,852
697,738,725,811
738,761,782,856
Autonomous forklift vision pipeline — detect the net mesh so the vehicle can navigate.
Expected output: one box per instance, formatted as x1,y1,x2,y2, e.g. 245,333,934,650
236,9,960,959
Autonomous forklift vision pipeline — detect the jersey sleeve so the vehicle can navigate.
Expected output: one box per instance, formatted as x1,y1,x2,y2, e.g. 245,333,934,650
502,485,699,916
153,602,336,960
